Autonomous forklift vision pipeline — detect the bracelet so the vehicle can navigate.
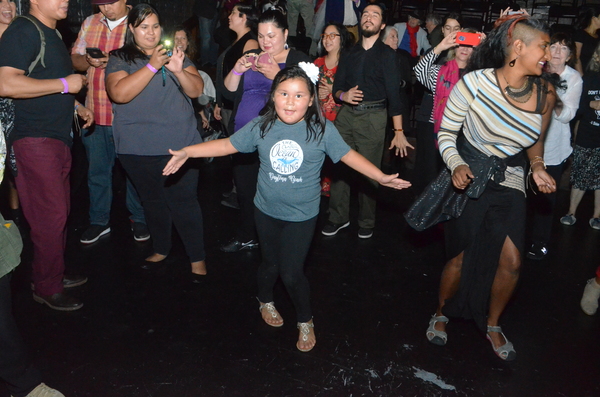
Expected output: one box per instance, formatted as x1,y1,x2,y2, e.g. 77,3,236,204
339,92,344,101
232,70,243,76
60,78,69,94
393,129,404,132
145,63,158,73
530,159,546,169
74,104,80,112
529,156,543,164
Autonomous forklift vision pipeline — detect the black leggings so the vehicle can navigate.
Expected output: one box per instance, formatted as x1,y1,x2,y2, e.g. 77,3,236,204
119,155,205,262
255,209,317,323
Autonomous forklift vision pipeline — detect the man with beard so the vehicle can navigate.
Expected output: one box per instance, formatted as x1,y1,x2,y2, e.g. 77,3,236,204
322,3,411,239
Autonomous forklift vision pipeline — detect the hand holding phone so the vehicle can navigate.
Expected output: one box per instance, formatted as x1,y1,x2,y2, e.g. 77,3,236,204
455,32,481,47
86,47,104,59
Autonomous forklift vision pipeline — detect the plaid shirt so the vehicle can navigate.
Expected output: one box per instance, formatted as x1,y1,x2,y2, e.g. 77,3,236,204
72,13,127,126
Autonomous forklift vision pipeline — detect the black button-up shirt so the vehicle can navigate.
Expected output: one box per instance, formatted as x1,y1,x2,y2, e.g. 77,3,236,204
333,39,405,117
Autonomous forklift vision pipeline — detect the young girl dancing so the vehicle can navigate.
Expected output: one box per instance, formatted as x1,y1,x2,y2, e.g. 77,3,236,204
163,63,411,352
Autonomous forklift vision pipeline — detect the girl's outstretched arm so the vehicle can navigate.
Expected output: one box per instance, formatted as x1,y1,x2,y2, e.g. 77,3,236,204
163,138,238,175
340,149,411,190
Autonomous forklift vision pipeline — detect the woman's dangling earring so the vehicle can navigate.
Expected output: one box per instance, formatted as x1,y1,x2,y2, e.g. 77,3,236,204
284,42,289,50
509,57,517,67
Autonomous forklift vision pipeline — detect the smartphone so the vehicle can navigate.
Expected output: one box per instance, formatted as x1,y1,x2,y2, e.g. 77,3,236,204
456,32,481,47
86,47,104,58
161,39,173,57
507,10,523,15
246,54,258,71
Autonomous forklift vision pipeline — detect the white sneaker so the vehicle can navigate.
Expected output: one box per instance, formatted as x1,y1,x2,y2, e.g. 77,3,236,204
16,383,65,397
581,278,600,315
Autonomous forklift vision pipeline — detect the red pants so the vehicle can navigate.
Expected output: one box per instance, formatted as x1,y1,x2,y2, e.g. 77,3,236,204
13,137,71,296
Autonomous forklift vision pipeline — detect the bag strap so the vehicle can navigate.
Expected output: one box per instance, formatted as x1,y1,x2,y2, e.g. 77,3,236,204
16,15,62,76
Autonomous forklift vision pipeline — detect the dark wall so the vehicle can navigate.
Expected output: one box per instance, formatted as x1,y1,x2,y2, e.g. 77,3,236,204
18,0,197,47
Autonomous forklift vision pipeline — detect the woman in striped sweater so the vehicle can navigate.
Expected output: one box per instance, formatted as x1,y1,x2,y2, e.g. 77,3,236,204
425,15,558,361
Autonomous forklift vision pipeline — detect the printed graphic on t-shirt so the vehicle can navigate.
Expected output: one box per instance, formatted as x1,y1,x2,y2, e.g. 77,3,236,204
270,139,303,176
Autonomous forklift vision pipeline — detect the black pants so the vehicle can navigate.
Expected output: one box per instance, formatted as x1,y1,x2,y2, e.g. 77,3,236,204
529,162,566,245
255,209,317,323
413,120,444,195
0,273,41,397
119,155,205,262
232,152,259,242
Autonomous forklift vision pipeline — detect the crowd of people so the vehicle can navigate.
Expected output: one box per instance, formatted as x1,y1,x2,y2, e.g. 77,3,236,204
1,0,600,395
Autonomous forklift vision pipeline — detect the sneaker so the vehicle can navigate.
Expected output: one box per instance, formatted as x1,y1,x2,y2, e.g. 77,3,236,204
321,221,350,236
581,278,600,315
219,238,259,253
221,193,240,209
80,224,110,244
131,222,150,242
358,227,374,239
19,382,65,397
560,214,576,226
526,242,548,260
589,218,600,230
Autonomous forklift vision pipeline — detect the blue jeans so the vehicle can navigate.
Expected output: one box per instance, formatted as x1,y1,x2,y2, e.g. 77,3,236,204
198,15,218,65
81,125,145,225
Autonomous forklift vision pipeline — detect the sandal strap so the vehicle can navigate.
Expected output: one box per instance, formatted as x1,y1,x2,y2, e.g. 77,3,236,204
259,301,279,318
297,322,314,341
431,314,449,323
487,325,502,333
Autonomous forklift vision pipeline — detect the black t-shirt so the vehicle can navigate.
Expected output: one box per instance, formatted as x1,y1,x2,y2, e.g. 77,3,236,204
0,16,74,145
574,29,599,71
577,72,600,148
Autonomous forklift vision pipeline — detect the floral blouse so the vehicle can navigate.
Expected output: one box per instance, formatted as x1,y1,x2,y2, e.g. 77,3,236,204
314,57,340,122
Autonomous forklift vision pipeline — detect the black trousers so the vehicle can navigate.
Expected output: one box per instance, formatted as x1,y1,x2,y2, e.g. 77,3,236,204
0,273,41,397
529,162,566,245
413,120,444,196
119,155,205,262
232,152,259,242
255,209,317,323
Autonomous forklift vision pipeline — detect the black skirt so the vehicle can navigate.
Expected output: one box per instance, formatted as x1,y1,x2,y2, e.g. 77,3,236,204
442,181,526,331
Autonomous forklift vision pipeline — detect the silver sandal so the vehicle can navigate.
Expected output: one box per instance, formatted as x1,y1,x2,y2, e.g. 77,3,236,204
426,314,449,346
258,300,283,327
296,321,315,352
486,325,516,361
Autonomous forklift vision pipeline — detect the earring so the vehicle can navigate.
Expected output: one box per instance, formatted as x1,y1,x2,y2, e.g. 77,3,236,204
509,57,517,67
284,42,289,50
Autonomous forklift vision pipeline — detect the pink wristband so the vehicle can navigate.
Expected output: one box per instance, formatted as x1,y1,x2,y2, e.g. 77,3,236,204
339,92,344,102
60,78,69,94
232,70,243,76
146,63,158,73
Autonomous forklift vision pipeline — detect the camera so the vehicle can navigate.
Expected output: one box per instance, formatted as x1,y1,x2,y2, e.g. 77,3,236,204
161,39,173,57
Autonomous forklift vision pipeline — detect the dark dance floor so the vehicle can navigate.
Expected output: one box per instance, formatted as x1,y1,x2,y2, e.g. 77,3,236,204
2,148,599,397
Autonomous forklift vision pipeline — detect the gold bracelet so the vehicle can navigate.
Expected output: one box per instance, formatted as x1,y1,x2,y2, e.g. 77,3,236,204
530,159,546,169
393,128,404,132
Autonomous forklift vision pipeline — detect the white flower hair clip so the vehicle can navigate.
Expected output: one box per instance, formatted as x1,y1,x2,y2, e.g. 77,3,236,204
298,62,320,85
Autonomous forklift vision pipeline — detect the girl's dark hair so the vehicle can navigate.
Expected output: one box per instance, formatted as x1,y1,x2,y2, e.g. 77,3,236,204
550,32,577,68
442,12,463,29
258,9,288,31
171,25,197,61
235,2,259,32
318,23,353,57
111,3,160,63
576,6,600,30
257,66,326,142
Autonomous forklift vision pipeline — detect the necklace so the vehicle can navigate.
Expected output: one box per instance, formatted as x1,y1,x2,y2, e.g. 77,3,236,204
502,72,533,103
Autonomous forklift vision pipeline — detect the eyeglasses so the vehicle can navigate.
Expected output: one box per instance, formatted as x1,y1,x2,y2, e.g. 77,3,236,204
321,33,341,40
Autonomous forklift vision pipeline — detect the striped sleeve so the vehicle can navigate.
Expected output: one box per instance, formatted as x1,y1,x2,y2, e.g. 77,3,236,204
413,50,441,94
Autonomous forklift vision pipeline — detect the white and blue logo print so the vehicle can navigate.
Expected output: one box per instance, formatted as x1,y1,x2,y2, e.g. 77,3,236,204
270,140,303,175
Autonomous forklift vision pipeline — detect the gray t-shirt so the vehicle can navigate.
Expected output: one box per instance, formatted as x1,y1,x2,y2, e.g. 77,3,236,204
106,55,201,155
230,117,351,222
